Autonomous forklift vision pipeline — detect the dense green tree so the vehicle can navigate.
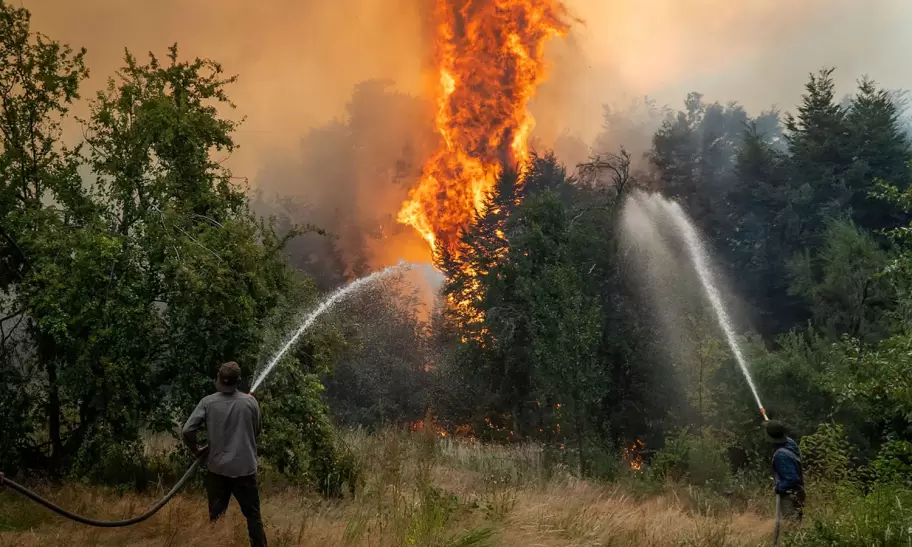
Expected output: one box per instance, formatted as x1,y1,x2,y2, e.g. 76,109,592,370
503,189,605,472
787,220,893,342
725,120,808,337
784,68,852,237
78,45,300,465
0,12,348,487
434,153,679,468
436,166,525,435
0,1,91,471
649,93,747,242
844,78,912,233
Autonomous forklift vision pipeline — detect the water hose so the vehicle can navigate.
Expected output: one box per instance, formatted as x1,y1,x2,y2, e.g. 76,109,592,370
0,459,200,527
772,493,782,545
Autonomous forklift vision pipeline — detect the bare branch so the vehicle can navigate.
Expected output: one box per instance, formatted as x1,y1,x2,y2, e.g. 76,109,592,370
0,307,25,324
577,147,633,198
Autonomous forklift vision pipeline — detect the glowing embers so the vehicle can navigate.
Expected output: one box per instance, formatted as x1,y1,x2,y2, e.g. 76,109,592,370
622,439,646,471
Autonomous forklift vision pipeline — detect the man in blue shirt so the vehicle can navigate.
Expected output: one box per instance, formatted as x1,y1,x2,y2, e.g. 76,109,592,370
766,420,805,526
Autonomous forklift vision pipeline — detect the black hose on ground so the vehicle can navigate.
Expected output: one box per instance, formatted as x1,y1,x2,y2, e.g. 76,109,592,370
0,459,201,528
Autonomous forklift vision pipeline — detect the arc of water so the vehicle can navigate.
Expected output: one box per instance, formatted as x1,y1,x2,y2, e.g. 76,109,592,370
250,262,411,393
657,198,766,417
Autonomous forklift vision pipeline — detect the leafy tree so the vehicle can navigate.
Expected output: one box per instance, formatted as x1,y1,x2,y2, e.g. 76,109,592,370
787,219,893,342
77,45,300,468
436,166,525,435
321,275,432,429
843,77,911,233
0,17,349,488
0,1,90,471
506,189,605,473
649,93,747,243
726,119,809,336
784,68,852,236
436,153,677,468
77,45,353,489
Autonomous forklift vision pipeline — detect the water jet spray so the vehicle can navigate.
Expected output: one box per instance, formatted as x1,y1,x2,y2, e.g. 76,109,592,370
624,192,768,422
250,260,415,393
1,261,420,526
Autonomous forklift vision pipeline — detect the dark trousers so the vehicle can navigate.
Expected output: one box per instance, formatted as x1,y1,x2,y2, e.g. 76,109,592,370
780,488,806,521
206,471,267,547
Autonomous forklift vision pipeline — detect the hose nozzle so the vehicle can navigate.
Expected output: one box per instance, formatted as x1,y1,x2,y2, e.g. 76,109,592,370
760,407,769,421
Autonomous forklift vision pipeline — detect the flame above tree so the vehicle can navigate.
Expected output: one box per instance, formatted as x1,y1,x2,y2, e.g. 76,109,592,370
398,0,570,255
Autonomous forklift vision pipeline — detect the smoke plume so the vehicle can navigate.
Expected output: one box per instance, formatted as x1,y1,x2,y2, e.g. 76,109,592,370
23,0,912,274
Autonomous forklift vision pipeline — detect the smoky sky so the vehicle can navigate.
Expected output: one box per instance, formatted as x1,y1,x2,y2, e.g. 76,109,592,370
25,0,912,169
22,0,912,269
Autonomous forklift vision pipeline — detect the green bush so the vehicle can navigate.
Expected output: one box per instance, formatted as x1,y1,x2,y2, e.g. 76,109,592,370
650,429,691,481
800,422,856,484
649,428,731,488
70,424,146,488
868,439,912,488
785,485,912,547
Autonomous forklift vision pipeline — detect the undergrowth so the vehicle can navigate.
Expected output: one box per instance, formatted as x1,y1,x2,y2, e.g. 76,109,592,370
3,427,912,546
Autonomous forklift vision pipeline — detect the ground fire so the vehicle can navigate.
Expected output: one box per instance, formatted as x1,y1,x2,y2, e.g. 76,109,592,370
622,439,646,471
397,0,570,257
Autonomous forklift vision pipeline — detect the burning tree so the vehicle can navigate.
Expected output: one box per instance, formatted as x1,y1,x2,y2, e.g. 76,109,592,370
398,0,570,257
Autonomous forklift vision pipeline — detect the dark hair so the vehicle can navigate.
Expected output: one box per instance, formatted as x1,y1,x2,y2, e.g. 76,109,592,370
219,373,239,386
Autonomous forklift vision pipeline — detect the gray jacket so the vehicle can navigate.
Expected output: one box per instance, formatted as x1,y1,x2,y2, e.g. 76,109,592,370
182,390,262,477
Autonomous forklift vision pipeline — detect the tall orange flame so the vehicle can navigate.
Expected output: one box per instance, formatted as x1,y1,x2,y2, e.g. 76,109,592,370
398,0,570,255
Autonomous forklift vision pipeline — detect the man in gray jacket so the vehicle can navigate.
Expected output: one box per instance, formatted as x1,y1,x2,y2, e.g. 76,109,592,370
182,361,266,547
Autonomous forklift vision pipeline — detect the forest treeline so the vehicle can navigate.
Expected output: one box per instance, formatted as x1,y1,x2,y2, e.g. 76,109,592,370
2,3,912,539
321,67,912,483
425,66,912,465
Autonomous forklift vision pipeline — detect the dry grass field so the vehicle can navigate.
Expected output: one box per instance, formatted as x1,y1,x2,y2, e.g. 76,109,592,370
0,430,777,547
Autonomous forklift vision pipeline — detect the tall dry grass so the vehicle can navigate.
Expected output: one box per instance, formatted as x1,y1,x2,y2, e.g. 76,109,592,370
0,429,776,547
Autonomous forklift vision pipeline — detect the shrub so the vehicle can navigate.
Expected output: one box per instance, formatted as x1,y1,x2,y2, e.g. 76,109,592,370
70,424,146,488
649,428,731,488
800,422,856,484
869,439,912,488
785,484,912,546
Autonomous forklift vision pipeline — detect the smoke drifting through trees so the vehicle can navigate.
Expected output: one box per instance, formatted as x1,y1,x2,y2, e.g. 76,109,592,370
20,0,912,276
252,81,437,285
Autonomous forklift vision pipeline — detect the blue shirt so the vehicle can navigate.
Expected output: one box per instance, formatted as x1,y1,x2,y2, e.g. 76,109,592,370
772,438,804,494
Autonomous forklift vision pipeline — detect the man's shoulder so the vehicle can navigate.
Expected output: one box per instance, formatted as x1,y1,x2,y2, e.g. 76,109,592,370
774,443,800,460
200,391,257,407
243,393,260,409
226,391,258,405
199,392,238,405
199,393,220,405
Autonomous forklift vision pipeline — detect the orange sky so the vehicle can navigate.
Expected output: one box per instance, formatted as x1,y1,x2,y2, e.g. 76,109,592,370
23,0,911,179
20,0,912,268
